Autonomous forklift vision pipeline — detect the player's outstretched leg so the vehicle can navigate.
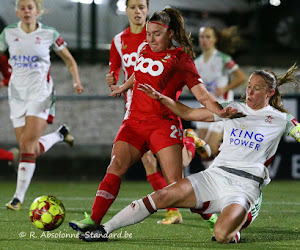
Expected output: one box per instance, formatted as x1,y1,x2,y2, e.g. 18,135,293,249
56,124,74,147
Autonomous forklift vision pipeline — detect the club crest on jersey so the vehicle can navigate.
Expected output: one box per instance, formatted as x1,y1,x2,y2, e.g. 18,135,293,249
265,115,274,123
134,56,164,76
35,36,41,44
122,44,128,50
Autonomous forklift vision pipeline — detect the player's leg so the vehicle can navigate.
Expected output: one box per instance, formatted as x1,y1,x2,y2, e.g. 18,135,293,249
69,140,141,231
6,116,47,210
143,150,182,224
214,203,247,243
79,178,197,242
38,124,74,156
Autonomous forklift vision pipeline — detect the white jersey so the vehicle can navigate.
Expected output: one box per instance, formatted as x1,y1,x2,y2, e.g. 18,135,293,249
211,101,297,186
0,22,66,101
194,49,238,103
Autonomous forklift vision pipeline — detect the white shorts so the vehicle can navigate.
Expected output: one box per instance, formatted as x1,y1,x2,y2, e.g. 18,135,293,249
187,167,261,214
192,120,224,133
9,95,55,128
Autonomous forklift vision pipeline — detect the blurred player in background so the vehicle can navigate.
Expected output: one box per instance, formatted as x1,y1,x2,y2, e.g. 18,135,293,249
0,0,84,210
105,0,210,225
0,54,19,170
80,64,300,243
70,7,239,235
193,26,246,168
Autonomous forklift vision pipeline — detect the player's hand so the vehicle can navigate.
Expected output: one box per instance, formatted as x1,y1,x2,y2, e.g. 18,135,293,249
109,84,123,97
106,71,116,86
73,82,84,94
218,106,246,119
138,84,162,100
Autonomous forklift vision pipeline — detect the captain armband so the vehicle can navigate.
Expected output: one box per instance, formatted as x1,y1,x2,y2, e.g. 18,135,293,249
290,124,300,143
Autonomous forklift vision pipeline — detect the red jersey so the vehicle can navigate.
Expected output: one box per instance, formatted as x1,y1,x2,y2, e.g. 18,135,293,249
0,54,11,86
109,27,146,106
126,43,203,121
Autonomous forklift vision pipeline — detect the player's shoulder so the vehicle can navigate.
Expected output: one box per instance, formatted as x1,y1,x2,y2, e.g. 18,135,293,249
40,23,57,32
2,23,18,34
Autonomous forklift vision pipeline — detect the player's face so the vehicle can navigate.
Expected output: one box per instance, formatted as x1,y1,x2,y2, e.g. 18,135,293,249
199,27,217,51
246,74,275,110
126,0,149,27
146,22,174,52
16,0,39,24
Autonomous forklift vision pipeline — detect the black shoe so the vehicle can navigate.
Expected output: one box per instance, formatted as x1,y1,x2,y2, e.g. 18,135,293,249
79,225,109,242
6,197,21,210
211,235,216,241
57,124,74,147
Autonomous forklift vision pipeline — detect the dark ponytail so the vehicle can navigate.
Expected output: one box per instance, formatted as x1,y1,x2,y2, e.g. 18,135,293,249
148,8,195,58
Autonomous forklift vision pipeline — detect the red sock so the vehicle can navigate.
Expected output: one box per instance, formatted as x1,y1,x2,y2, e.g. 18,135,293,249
147,170,178,212
0,148,13,161
184,137,196,159
190,208,213,220
91,173,121,224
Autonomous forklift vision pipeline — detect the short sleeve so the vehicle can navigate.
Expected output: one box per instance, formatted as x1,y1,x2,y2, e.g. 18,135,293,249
0,30,8,52
179,54,203,90
52,29,66,51
222,53,238,74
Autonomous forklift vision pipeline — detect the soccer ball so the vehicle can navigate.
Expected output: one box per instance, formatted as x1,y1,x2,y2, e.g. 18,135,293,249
29,195,65,231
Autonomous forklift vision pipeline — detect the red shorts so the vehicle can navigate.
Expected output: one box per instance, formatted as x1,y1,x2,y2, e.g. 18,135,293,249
114,118,183,155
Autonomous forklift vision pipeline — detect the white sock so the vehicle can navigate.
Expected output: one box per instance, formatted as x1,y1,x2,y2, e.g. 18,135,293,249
13,162,36,203
103,196,157,234
38,132,63,153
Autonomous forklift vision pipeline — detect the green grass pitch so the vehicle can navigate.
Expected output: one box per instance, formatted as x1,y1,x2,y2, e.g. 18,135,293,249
0,180,300,249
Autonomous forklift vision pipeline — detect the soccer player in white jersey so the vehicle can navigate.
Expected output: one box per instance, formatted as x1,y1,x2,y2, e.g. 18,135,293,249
77,64,300,243
0,0,84,210
193,26,246,168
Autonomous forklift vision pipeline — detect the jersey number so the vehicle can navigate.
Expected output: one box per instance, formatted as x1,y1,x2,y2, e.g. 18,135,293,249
170,125,182,140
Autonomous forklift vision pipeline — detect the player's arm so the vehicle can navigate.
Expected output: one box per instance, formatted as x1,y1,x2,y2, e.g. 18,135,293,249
138,83,215,122
55,47,84,94
215,68,246,97
191,83,242,118
106,40,121,87
109,74,135,97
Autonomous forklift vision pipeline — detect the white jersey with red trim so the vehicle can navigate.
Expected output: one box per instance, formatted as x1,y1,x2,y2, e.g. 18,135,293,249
0,22,66,101
194,49,238,103
211,101,298,186
109,27,146,109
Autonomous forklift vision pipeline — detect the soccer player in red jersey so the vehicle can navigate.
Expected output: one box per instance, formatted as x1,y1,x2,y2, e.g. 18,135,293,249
69,7,239,234
105,0,211,225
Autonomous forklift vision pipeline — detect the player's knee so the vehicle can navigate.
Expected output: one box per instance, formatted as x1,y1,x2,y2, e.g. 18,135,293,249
214,226,234,244
152,188,171,209
107,156,129,176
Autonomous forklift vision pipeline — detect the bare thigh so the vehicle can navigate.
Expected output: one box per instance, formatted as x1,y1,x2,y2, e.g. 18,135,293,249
155,144,182,184
151,178,197,209
107,141,142,177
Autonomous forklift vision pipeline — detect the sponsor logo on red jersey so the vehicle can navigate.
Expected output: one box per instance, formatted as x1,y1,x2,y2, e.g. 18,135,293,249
135,56,164,77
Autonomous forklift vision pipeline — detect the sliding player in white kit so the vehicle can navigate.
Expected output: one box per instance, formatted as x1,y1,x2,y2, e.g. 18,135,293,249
78,64,299,243
0,0,84,210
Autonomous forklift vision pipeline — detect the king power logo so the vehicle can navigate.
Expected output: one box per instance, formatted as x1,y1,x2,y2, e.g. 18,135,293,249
229,128,265,151
12,55,39,69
